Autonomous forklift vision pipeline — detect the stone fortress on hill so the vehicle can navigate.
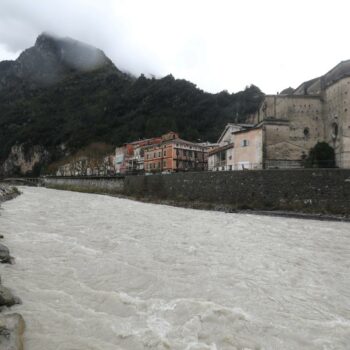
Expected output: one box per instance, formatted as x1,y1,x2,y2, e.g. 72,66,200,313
254,60,350,168
209,60,350,171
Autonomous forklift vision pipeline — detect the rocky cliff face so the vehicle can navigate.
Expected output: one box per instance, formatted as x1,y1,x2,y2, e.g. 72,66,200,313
1,144,50,176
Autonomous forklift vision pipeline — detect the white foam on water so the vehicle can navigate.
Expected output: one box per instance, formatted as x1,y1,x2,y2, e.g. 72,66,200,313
1,187,350,349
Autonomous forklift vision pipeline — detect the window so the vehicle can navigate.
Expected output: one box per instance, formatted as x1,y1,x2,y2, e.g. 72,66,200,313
303,127,310,138
241,140,249,147
158,152,161,157
331,122,339,140
163,150,166,156
163,160,166,167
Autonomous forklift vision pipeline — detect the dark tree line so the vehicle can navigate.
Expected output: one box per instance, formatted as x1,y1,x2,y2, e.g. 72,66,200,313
0,66,264,164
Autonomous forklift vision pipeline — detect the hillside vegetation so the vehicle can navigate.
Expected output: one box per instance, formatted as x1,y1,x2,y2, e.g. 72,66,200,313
0,33,264,175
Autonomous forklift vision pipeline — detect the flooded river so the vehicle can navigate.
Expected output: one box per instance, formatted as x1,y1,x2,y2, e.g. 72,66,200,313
1,187,350,349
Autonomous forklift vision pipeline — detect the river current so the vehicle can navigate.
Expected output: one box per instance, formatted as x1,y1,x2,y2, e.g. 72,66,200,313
1,187,350,349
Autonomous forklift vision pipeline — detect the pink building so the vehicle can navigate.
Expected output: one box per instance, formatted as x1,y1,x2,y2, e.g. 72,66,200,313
114,137,162,174
208,123,263,171
144,132,208,173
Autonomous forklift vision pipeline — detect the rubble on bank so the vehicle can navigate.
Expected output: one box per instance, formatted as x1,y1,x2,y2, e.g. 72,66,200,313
0,184,24,350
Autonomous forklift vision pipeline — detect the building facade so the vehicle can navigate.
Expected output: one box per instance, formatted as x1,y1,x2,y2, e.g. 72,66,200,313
115,146,127,174
254,60,350,168
209,60,350,171
144,132,208,173
208,123,263,171
114,137,162,174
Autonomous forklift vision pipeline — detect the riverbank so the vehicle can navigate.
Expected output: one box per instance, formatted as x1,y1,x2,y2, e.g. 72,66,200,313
115,195,350,222
0,185,20,203
0,184,25,350
41,183,350,222
43,169,350,221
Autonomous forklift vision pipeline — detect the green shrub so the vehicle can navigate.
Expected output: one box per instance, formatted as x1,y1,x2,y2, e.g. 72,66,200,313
305,142,336,168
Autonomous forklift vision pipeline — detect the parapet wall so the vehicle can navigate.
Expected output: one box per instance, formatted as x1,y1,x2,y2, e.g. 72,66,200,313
43,170,350,216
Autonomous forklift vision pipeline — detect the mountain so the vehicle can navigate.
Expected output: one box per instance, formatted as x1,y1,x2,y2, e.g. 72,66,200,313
0,33,264,176
0,33,120,92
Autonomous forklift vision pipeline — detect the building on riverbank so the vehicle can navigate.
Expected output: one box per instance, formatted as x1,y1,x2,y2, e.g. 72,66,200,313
144,132,210,173
255,60,350,168
209,60,350,170
114,137,162,174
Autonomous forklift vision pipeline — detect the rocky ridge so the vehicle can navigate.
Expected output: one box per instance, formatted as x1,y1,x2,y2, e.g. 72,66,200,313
0,185,24,350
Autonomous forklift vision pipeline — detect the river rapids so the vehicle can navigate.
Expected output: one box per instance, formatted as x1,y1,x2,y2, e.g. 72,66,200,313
1,187,349,349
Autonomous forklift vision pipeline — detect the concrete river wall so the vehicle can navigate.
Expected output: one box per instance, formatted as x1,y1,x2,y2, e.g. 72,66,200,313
43,169,350,217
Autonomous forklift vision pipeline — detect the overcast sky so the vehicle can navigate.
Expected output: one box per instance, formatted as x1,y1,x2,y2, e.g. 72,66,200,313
0,0,350,94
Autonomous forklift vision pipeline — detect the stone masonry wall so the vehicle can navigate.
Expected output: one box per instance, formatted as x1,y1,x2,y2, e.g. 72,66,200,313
44,170,350,216
43,176,124,194
124,170,350,215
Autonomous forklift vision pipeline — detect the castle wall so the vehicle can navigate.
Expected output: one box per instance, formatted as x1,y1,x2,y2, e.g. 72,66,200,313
254,61,350,168
264,122,294,160
323,77,350,167
283,97,324,154
260,96,324,162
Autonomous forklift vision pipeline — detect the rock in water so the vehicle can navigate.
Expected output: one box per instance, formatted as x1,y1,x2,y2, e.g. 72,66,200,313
0,244,11,264
0,314,25,350
0,286,21,307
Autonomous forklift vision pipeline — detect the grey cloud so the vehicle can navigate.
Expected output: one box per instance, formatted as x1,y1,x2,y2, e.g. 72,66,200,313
0,0,156,77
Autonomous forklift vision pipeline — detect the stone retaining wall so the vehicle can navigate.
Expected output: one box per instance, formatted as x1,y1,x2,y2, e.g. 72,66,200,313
43,176,124,194
43,170,350,216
